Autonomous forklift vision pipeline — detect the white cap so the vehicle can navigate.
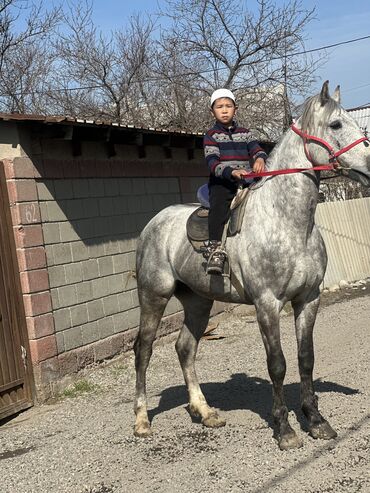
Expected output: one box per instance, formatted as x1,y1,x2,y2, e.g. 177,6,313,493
210,88,236,107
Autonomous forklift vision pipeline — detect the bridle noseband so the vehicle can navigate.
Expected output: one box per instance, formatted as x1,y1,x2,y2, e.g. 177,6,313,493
291,124,369,170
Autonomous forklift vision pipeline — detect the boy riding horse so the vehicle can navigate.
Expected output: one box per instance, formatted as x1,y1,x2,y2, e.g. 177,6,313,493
203,89,267,274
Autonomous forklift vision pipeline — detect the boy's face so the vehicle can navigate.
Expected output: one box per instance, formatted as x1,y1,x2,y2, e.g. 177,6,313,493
211,97,236,126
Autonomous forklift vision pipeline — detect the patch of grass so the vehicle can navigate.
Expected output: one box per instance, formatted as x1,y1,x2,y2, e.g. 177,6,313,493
61,379,101,399
109,363,128,378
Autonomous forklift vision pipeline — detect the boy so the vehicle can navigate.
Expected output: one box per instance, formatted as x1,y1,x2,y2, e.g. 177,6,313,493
203,88,267,275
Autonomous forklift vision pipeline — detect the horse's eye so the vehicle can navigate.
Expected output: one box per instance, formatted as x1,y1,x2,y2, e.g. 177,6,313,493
329,120,342,130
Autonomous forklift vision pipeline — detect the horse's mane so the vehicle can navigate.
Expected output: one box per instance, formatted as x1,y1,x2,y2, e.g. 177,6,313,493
300,94,340,135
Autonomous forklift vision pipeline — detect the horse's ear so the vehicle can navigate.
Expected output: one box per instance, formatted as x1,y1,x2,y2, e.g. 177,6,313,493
332,85,341,104
320,81,330,106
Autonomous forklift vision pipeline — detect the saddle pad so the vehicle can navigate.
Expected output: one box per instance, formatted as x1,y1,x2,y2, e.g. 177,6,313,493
186,189,250,242
187,207,209,241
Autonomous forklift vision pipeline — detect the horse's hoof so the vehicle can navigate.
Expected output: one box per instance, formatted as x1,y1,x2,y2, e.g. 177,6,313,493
279,432,303,450
310,421,337,440
134,422,153,438
189,404,201,418
202,412,226,428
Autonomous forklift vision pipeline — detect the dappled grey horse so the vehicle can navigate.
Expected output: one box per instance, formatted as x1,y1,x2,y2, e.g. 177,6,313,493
134,82,370,449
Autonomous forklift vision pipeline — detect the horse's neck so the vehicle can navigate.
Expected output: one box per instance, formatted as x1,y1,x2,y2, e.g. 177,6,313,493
268,125,310,171
252,126,319,226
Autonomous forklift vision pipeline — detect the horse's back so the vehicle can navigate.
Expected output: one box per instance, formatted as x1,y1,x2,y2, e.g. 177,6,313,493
136,203,198,281
138,203,197,245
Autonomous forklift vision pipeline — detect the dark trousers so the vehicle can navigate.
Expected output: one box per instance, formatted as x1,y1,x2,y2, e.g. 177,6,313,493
208,176,238,241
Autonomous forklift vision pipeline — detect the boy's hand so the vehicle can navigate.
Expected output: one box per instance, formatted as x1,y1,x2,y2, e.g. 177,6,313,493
231,157,266,180
253,157,265,174
231,169,250,180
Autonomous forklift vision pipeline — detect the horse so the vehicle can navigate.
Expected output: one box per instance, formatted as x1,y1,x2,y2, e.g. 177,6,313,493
133,82,370,450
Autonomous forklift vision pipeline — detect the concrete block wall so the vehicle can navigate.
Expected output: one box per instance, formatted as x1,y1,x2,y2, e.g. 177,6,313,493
37,176,183,357
2,137,209,399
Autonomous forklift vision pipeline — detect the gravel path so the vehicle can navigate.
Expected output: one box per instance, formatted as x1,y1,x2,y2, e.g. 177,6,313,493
1,289,369,493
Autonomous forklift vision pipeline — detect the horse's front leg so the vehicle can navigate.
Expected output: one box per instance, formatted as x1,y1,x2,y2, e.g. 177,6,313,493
175,290,226,428
292,295,337,440
256,299,303,450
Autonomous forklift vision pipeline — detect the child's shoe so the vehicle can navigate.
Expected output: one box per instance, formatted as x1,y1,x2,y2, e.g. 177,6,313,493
206,241,226,275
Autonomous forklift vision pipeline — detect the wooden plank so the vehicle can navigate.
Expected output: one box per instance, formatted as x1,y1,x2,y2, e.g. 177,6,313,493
0,378,24,393
0,398,30,421
0,163,34,419
0,233,19,384
0,314,11,386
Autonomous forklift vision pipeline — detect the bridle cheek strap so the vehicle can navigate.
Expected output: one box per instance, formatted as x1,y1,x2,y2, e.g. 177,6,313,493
291,124,369,168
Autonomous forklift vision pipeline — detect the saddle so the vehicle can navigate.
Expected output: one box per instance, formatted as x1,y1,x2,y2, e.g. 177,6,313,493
186,187,250,250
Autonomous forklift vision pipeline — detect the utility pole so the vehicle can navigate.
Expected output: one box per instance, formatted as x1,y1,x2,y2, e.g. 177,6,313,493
282,36,292,131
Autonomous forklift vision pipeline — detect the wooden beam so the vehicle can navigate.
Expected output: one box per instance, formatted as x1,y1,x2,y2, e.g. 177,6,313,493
135,133,144,146
187,148,194,160
163,147,172,159
63,126,74,140
105,127,111,142
137,145,146,158
105,141,116,158
71,139,82,157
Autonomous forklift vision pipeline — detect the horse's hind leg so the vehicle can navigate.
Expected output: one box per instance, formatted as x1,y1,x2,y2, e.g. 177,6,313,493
256,298,303,450
175,288,226,428
292,295,337,440
134,291,168,437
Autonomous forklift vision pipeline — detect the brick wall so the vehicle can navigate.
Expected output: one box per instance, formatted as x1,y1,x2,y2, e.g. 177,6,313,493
2,135,210,399
4,157,56,370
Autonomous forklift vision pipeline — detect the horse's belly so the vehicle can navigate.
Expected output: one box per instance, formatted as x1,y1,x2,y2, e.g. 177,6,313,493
178,269,251,304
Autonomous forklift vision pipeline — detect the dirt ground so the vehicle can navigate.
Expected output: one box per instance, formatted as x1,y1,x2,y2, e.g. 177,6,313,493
1,282,369,493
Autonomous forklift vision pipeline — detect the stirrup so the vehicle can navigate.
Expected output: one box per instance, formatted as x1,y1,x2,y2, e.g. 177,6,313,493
206,247,230,277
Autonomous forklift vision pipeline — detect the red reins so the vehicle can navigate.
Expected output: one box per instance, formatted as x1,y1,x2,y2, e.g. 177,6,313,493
242,164,333,180
242,124,368,179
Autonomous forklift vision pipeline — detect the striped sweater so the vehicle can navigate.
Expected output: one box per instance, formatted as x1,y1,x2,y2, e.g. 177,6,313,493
203,121,267,180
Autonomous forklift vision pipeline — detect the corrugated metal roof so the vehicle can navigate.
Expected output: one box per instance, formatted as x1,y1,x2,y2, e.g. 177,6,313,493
347,105,370,134
0,112,204,136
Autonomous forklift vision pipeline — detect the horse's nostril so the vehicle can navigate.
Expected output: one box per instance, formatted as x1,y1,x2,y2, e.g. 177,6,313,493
364,141,369,148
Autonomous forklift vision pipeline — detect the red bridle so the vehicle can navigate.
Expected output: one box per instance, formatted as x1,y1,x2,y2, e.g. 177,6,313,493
237,124,369,180
290,124,369,169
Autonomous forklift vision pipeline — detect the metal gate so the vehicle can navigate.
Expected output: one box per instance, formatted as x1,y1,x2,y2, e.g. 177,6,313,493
0,165,33,420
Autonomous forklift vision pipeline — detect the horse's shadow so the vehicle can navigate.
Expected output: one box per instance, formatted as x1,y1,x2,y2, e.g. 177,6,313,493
148,373,359,433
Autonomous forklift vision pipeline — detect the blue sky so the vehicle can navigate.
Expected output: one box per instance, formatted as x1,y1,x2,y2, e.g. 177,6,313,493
91,0,370,108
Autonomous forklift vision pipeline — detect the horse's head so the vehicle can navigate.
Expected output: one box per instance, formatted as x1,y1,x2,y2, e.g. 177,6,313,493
299,81,370,187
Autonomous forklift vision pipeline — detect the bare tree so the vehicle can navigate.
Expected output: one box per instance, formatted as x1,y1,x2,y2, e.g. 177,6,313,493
0,38,57,113
319,175,369,202
53,1,156,124
0,0,60,113
0,0,324,139
156,0,321,135
146,37,209,129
